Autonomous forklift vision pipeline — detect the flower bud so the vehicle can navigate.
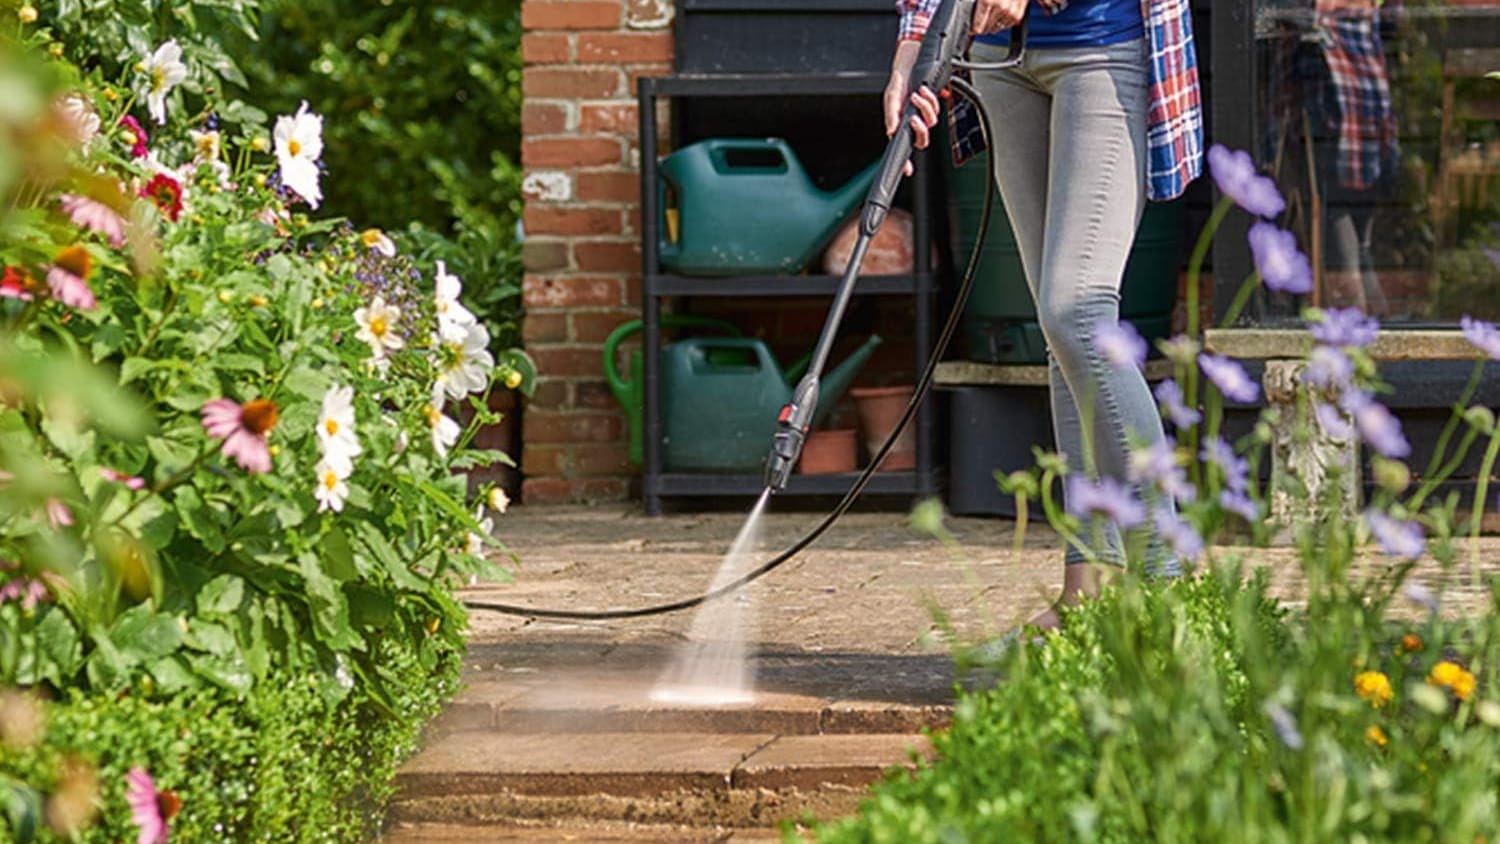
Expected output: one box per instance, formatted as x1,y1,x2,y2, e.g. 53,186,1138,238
250,136,269,152
1372,457,1411,494
1464,405,1495,435
217,290,233,304
48,42,64,57
103,88,118,102
999,470,1039,500
17,5,38,23
488,487,511,513
1158,335,1202,367
910,498,946,537
311,297,324,310
504,369,523,390
253,173,267,188
248,294,268,308
97,528,155,603
1254,421,1274,444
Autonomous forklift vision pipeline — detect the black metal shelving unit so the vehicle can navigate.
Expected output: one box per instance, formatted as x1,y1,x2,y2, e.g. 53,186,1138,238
637,72,940,515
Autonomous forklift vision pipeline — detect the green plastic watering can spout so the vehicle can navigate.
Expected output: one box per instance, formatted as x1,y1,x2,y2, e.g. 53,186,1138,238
809,334,883,427
826,157,884,226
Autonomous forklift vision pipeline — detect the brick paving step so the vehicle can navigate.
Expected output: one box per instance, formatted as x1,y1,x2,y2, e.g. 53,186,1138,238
391,731,931,829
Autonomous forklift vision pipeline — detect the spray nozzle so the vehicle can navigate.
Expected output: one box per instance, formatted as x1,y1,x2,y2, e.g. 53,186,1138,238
763,375,820,493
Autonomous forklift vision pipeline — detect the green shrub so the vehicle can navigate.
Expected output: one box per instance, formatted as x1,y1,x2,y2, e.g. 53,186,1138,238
2,616,461,842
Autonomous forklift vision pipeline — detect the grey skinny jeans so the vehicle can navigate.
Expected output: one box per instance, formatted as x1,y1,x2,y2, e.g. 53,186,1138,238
970,37,1178,574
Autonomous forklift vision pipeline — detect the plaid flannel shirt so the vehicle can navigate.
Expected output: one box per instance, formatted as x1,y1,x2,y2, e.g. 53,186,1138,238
1320,14,1398,191
896,0,1204,201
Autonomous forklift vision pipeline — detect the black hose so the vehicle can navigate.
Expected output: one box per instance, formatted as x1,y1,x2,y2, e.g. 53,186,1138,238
464,78,997,621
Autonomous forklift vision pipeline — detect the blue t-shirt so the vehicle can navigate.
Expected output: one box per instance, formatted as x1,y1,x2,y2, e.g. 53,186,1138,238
975,0,1143,49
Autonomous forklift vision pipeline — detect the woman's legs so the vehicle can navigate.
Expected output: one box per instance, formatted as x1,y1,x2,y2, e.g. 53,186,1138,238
972,39,1178,626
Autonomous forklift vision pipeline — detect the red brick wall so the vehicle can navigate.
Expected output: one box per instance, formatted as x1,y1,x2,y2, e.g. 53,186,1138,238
519,0,673,504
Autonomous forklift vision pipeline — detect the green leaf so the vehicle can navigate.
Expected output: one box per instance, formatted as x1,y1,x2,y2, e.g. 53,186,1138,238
175,486,226,554
353,522,429,592
323,526,359,582
297,552,364,651
147,433,198,474
110,605,183,664
188,651,253,694
197,574,245,616
185,619,237,655
2,781,43,844
33,608,82,684
147,655,198,693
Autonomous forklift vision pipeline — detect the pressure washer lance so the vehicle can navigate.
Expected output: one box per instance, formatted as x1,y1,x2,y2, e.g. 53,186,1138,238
763,0,1023,491
465,1,1024,621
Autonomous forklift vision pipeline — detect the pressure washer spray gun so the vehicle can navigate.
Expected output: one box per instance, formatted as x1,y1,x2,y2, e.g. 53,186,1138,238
763,0,1025,493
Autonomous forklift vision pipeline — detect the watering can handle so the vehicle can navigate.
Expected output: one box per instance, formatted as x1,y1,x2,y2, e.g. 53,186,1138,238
602,316,744,397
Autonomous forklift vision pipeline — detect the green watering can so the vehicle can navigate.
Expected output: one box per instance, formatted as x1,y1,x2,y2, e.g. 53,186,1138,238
605,316,744,467
656,334,882,473
604,319,882,470
658,138,880,277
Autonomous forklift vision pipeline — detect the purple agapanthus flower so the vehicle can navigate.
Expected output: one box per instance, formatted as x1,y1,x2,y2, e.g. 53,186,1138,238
1248,222,1313,295
1302,346,1354,390
1095,319,1147,370
1129,439,1196,502
1154,379,1202,430
1365,510,1425,560
1342,391,1410,459
1066,474,1146,530
1314,402,1355,440
1220,490,1261,522
1208,144,1287,219
1153,507,1203,562
1460,316,1500,360
1199,354,1260,403
1201,436,1250,493
1311,307,1379,348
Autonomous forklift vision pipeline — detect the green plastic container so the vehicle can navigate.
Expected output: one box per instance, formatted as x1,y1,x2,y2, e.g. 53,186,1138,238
604,316,743,466
944,149,1183,364
658,138,880,277
659,336,882,472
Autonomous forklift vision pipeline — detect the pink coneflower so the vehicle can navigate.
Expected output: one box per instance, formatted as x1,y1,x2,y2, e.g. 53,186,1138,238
44,498,74,528
101,468,147,490
46,246,97,311
124,766,177,844
140,173,183,222
201,397,279,474
119,115,149,158
60,193,128,248
0,577,50,611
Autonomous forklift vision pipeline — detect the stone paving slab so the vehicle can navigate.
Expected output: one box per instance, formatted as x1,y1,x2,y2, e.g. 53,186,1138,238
398,732,777,799
379,821,786,842
732,734,933,792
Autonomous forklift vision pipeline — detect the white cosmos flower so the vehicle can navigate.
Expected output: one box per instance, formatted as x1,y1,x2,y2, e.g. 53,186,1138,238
360,228,396,257
354,296,405,358
434,319,493,400
425,395,461,458
189,129,221,161
141,40,188,125
487,487,510,514
464,506,494,556
313,460,350,513
273,101,324,208
317,384,361,470
434,261,476,329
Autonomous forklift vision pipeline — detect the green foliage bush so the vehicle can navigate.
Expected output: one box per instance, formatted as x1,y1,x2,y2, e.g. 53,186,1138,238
3,623,461,842
1,8,526,840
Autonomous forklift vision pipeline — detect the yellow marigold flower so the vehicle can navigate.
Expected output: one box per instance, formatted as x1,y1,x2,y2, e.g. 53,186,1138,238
1401,633,1423,653
1452,670,1478,702
1354,671,1393,707
1366,724,1388,748
1430,660,1464,689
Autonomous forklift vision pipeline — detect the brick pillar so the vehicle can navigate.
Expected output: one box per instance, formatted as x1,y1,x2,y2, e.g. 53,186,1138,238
519,0,673,504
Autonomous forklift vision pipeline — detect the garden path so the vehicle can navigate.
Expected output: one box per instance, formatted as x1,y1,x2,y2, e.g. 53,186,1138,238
382,504,1500,842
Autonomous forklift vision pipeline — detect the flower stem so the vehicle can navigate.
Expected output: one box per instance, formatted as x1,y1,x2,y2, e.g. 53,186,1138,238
1421,359,1485,483
1468,428,1500,580
1407,428,1480,513
1186,196,1234,339
1217,271,1262,330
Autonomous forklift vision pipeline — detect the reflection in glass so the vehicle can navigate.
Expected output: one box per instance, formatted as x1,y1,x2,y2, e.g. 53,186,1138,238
1255,0,1500,323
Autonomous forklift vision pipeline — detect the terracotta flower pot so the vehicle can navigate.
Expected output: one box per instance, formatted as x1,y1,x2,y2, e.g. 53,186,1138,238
798,428,859,475
850,385,917,471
